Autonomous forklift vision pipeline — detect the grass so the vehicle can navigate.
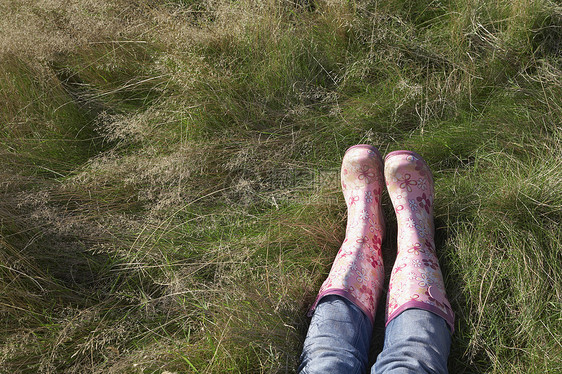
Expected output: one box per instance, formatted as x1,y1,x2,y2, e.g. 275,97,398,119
1,0,561,372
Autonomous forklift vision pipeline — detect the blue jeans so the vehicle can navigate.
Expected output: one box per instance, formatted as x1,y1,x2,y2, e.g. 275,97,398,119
298,295,451,374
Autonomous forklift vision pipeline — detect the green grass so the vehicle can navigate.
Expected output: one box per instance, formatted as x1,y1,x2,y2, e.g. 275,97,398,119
0,0,561,372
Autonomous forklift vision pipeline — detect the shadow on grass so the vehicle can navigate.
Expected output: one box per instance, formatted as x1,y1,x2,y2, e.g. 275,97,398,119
434,217,494,374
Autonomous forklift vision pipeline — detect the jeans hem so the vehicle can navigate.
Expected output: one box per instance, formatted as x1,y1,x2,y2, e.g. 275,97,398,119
386,300,454,333
308,289,375,326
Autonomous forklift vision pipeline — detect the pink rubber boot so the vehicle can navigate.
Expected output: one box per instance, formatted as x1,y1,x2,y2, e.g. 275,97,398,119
308,144,385,325
384,150,454,331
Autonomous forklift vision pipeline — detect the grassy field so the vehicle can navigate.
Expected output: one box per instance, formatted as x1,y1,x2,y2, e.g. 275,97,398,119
1,0,561,372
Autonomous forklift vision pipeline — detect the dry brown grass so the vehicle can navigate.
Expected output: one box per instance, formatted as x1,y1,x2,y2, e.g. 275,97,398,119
0,0,561,372
0,0,146,58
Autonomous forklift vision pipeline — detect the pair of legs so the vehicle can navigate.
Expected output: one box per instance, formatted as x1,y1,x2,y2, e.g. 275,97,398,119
299,296,451,373
299,145,454,374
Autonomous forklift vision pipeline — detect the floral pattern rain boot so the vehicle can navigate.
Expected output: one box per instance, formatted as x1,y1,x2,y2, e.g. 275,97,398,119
308,144,385,325
384,150,455,331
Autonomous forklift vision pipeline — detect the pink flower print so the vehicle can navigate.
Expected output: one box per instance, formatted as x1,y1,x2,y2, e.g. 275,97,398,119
338,248,353,260
396,205,404,213
359,284,371,298
368,255,381,267
354,249,366,261
414,160,428,177
349,193,359,206
407,242,424,255
375,242,383,256
408,199,418,211
366,216,373,227
372,187,381,203
405,217,415,228
359,209,369,220
412,259,422,267
357,165,376,184
416,193,431,213
394,193,406,203
415,273,433,288
364,290,374,305
356,236,369,245
398,173,417,192
365,190,373,202
367,219,375,233
392,263,407,275
415,221,430,239
424,239,435,253
417,178,427,191
371,234,382,248
422,258,438,270
356,268,369,283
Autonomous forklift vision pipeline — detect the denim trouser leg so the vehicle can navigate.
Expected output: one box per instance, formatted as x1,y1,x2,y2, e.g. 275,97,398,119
298,295,372,374
298,297,451,374
372,309,451,374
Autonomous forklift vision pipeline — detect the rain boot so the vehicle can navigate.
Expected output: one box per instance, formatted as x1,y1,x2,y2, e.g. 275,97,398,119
308,144,385,324
384,150,454,331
